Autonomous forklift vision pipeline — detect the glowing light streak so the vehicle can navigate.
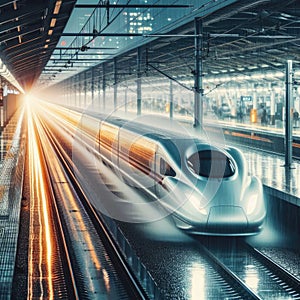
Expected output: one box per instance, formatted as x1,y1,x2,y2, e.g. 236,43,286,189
244,265,259,293
26,100,54,300
190,263,205,299
27,102,34,299
27,97,111,294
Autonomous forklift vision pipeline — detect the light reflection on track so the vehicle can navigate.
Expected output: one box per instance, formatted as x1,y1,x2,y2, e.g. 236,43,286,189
26,101,54,300
26,97,133,299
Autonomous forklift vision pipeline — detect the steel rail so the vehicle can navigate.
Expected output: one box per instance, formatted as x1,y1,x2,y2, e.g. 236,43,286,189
244,242,300,294
198,242,262,299
28,110,79,299
38,114,150,300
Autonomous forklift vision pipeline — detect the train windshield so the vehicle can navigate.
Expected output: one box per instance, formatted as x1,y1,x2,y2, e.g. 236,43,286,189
187,150,235,178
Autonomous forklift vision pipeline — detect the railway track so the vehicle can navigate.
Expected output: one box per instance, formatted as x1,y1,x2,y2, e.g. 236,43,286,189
198,238,300,299
34,111,149,299
26,108,77,299
28,103,300,299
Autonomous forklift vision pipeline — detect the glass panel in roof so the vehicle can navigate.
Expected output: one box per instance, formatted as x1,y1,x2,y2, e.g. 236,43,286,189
42,0,239,84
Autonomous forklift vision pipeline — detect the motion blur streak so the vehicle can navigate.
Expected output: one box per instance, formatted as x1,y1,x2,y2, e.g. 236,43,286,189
26,97,108,295
26,98,54,300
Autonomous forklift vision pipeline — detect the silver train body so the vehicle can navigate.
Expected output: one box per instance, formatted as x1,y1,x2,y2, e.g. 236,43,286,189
93,115,266,236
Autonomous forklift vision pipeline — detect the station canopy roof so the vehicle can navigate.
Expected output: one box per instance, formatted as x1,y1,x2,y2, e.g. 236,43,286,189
0,0,76,91
0,0,299,92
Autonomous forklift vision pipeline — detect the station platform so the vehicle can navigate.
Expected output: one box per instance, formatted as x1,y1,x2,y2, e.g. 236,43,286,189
171,110,300,208
0,107,299,298
204,115,300,207
238,145,300,206
0,108,26,299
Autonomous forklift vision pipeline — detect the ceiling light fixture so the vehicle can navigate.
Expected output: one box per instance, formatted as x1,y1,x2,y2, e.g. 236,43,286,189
50,18,57,27
53,0,62,15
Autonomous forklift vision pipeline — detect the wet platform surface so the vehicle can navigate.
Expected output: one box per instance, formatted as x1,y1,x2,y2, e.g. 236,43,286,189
213,118,300,206
242,146,300,205
0,107,299,298
0,109,26,299
188,113,300,206
187,114,300,206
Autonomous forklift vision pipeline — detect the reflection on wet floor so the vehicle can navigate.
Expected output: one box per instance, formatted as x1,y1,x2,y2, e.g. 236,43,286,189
183,116,300,203
0,130,11,164
241,147,300,200
212,118,300,200
0,108,26,299
213,116,300,137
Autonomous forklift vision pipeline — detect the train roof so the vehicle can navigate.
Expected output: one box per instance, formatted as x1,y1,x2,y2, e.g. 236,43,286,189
106,115,202,142
85,110,228,152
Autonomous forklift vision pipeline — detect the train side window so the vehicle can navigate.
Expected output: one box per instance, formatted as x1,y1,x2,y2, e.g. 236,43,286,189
160,158,176,177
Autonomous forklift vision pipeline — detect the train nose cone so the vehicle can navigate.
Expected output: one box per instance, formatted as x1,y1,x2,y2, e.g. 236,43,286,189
207,206,248,232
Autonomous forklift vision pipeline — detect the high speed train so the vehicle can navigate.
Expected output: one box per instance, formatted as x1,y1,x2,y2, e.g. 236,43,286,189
82,113,266,236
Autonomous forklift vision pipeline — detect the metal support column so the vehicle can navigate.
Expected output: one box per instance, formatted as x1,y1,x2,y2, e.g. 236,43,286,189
63,82,66,105
75,76,80,106
193,18,203,128
137,47,142,116
114,58,118,110
98,70,101,108
84,71,87,107
285,60,293,167
74,77,78,107
68,83,70,106
103,64,106,111
73,76,76,107
70,81,73,106
63,83,66,106
125,87,128,113
78,74,82,107
169,80,174,119
270,86,276,125
91,68,94,107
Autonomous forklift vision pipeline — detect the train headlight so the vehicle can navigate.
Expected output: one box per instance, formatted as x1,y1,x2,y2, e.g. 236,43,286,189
246,193,258,214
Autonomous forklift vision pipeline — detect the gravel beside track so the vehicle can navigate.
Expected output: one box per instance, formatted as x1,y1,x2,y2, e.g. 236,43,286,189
259,247,300,279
